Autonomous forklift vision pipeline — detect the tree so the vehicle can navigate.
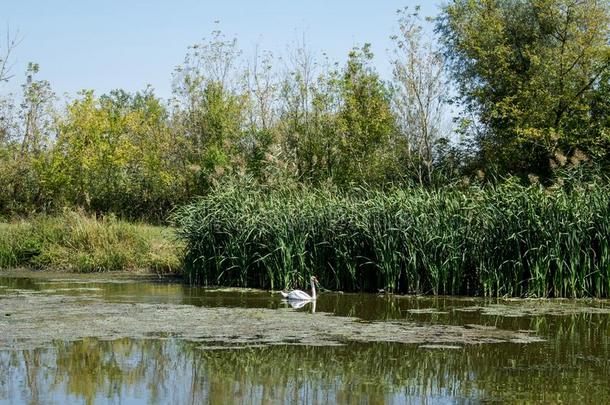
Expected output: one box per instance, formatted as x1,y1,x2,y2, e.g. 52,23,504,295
335,44,396,184
392,7,449,185
243,48,278,179
7,63,55,212
20,63,54,157
0,28,19,162
172,29,246,191
308,62,342,182
438,0,610,177
51,88,185,219
279,38,318,181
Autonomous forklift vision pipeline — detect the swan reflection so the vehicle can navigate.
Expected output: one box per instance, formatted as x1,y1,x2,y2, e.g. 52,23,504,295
284,299,316,313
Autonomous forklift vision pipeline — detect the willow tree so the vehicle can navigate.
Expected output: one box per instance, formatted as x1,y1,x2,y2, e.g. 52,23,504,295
438,0,610,177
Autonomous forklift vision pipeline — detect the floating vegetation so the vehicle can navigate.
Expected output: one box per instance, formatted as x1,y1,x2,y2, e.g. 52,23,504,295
472,302,610,317
418,345,463,350
0,290,544,351
407,308,450,315
2,273,610,405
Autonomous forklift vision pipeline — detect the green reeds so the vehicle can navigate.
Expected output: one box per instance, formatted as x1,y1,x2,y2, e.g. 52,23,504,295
0,211,181,273
175,180,610,297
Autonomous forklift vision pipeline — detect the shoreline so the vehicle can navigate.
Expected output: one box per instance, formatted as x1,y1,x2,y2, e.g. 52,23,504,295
3,268,610,305
0,267,183,282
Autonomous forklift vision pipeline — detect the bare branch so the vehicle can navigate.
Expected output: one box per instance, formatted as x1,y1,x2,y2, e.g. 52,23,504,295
0,27,22,84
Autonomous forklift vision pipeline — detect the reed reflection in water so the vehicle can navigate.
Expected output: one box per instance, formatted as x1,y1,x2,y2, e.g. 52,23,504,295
1,329,609,405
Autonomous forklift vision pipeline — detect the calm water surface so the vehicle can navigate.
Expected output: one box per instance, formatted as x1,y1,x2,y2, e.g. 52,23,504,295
0,274,609,404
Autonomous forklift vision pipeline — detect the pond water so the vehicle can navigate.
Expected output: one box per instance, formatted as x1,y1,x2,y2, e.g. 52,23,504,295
0,273,609,404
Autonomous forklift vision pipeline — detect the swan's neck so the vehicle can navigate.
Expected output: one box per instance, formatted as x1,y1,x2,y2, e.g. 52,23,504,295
310,279,317,300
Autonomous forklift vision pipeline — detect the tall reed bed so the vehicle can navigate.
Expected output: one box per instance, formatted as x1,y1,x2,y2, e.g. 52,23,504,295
0,211,181,273
175,180,610,297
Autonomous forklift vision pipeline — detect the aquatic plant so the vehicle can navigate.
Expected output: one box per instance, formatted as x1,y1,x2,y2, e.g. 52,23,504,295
175,180,610,297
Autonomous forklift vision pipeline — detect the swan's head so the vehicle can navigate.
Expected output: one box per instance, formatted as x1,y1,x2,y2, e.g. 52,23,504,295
310,276,318,283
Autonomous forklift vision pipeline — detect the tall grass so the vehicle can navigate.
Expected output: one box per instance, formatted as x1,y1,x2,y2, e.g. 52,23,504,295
174,180,610,297
0,211,181,273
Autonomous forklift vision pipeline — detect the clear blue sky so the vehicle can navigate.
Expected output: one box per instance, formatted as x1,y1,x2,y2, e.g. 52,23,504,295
3,1,441,99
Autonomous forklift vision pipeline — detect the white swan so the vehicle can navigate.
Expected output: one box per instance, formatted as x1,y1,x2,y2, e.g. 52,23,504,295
280,276,318,301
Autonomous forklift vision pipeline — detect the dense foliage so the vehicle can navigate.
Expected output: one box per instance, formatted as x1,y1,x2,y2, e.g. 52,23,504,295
2,2,610,296
0,19,443,221
438,0,610,176
2,2,610,221
175,179,610,297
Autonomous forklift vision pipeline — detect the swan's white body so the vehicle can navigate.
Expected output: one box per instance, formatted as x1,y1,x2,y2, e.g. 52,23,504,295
280,277,317,301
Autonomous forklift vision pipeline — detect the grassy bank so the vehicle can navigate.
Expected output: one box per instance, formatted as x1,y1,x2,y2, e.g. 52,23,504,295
0,212,181,273
175,181,610,298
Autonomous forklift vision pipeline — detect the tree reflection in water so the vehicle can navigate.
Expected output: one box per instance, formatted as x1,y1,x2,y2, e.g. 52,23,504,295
1,276,609,404
1,320,609,405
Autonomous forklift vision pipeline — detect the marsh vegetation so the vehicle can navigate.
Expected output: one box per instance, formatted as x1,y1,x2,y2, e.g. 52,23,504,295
2,1,610,298
2,2,610,403
176,179,610,297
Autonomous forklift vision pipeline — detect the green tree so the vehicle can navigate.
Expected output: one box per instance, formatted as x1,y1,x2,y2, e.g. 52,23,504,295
101,89,187,218
392,7,449,185
4,63,55,213
278,41,347,184
438,0,610,177
51,89,183,219
335,44,396,184
278,40,318,181
308,64,342,182
243,49,278,180
172,30,246,192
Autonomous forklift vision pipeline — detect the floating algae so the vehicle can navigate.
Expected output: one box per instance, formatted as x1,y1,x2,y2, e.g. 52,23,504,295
0,290,544,351
407,308,450,315
418,345,463,350
457,301,610,317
